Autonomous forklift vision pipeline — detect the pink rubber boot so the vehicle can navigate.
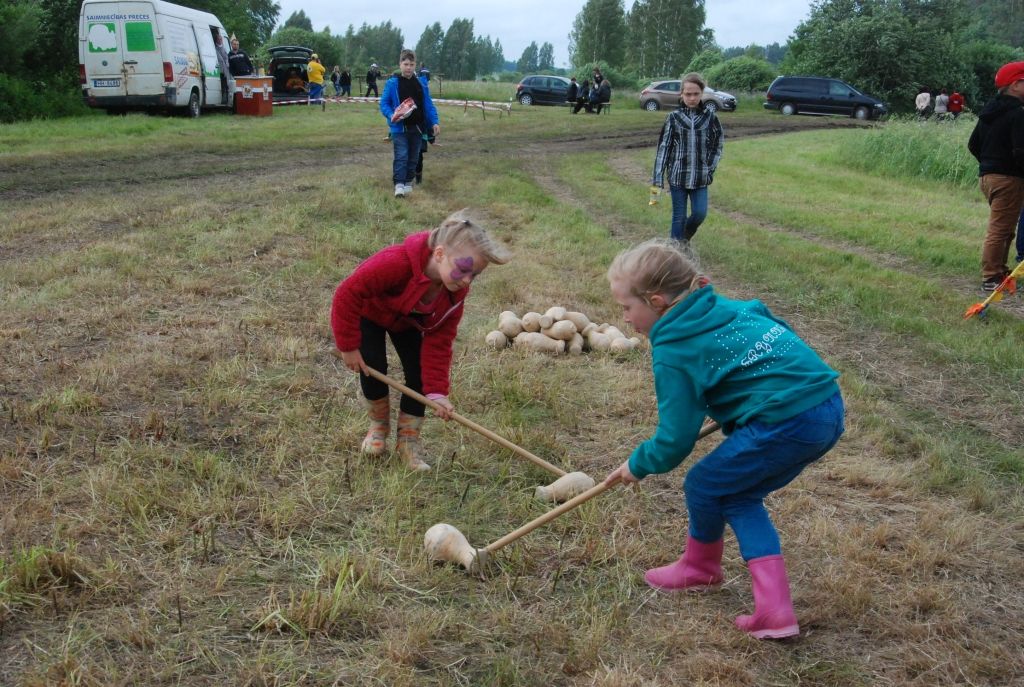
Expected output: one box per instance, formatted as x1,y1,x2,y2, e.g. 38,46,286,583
735,554,800,639
644,536,724,591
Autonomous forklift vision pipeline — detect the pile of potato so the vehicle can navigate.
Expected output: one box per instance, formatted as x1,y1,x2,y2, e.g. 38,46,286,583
485,307,641,355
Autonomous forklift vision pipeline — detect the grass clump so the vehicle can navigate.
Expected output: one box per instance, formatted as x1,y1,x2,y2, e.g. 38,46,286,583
836,116,978,188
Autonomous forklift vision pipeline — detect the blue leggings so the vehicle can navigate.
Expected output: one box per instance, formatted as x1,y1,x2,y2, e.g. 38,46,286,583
684,392,844,560
669,185,708,241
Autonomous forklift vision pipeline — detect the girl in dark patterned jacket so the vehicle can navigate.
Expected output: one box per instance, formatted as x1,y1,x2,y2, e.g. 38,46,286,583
652,72,724,242
331,210,510,471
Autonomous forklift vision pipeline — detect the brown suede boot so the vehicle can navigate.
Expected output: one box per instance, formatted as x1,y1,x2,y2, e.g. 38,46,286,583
360,397,390,456
396,412,430,471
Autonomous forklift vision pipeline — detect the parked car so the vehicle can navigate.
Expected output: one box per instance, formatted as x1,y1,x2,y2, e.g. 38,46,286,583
638,80,737,112
763,76,887,120
515,75,572,106
268,45,313,101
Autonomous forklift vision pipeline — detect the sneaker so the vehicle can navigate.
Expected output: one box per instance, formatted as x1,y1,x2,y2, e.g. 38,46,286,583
394,183,406,197
402,183,413,194
982,277,1002,292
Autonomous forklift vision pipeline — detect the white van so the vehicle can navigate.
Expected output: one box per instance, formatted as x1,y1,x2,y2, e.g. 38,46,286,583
79,0,235,116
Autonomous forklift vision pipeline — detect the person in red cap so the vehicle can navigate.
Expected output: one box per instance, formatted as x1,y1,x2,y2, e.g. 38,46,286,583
968,61,1024,291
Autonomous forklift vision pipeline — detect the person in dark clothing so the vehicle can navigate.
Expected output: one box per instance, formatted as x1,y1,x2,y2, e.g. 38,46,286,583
566,77,578,106
591,79,611,114
340,67,352,96
227,37,254,77
573,79,591,114
967,61,1024,291
330,66,341,96
419,63,431,81
366,63,381,97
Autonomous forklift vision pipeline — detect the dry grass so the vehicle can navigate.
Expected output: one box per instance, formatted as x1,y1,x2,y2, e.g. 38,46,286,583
1,106,1022,685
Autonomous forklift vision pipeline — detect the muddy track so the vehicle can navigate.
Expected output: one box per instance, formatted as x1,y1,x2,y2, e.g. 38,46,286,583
0,117,863,202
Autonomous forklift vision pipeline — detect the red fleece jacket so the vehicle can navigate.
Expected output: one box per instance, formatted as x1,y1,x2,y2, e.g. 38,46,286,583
330,232,467,396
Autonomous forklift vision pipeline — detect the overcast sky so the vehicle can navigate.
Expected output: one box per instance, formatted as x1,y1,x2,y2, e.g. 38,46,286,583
274,1,813,67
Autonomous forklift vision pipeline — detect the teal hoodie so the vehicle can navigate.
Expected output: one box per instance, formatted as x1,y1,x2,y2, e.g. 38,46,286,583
628,286,840,479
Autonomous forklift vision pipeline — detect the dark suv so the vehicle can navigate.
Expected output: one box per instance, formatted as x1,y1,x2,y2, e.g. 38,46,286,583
515,75,572,106
764,76,887,120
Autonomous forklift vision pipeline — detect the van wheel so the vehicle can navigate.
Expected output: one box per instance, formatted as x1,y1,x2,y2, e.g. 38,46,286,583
643,99,660,111
188,90,201,118
853,106,869,120
780,102,797,116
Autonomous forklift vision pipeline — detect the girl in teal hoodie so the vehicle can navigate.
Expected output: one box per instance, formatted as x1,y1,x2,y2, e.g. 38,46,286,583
603,239,844,640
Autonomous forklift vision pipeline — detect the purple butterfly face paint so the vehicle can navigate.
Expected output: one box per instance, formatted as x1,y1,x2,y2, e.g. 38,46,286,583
450,256,478,282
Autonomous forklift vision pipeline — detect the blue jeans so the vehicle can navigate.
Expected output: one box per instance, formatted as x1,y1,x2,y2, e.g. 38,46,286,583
669,185,709,241
1016,208,1024,261
308,83,323,102
683,392,845,561
392,128,423,185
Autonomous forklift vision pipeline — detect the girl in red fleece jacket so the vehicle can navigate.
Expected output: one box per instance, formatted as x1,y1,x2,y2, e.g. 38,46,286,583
331,209,511,471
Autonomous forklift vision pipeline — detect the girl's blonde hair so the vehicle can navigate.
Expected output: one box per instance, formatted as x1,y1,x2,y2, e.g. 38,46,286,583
681,72,706,91
429,208,511,265
607,239,704,306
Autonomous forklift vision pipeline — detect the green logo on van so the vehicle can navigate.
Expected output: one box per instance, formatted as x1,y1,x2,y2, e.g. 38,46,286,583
87,23,118,52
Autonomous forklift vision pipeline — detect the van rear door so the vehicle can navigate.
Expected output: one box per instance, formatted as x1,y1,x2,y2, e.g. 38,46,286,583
82,2,162,97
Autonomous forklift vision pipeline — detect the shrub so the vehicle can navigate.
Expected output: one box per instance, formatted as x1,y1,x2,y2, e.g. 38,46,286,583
705,56,776,92
0,75,90,123
836,116,977,189
686,48,724,76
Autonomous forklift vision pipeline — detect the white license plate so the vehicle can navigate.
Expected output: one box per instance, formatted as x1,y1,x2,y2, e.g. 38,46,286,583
93,79,120,88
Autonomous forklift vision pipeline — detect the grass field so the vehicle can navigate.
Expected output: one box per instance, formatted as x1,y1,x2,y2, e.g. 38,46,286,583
1,102,1022,686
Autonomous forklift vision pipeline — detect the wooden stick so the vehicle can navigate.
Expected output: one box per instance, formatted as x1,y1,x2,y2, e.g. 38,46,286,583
330,350,566,477
483,420,722,555
483,477,619,555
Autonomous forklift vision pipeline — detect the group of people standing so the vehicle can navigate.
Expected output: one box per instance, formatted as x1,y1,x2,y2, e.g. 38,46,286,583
568,67,612,114
915,87,965,120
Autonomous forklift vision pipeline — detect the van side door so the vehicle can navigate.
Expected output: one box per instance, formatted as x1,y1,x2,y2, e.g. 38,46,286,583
826,80,856,115
158,15,202,107
193,27,223,106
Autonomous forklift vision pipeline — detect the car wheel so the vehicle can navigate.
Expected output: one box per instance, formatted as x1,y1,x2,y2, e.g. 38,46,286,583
853,106,869,120
518,93,533,106
188,89,201,118
643,99,660,111
780,102,797,116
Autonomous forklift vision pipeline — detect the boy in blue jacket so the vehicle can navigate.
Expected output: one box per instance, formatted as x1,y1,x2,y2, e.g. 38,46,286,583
380,49,440,198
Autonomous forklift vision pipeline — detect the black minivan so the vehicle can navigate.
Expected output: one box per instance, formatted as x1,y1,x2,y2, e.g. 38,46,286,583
763,76,887,120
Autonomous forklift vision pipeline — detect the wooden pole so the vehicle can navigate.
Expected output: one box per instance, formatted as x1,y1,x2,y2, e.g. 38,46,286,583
483,477,619,555
330,350,566,476
482,420,721,555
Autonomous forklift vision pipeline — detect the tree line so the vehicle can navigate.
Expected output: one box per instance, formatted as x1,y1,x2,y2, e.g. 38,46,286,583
1,0,1022,122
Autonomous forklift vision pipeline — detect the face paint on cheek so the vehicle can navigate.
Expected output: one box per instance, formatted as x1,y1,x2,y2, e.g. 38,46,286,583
450,256,475,281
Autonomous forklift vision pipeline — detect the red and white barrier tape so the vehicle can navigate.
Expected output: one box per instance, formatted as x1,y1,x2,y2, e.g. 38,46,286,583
272,95,512,114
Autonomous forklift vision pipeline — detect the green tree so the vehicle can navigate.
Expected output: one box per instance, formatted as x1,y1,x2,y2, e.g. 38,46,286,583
538,42,555,70
765,41,788,65
624,0,705,77
705,55,776,90
569,0,627,70
517,42,539,73
783,0,976,112
283,9,313,31
439,18,476,79
0,1,42,74
972,0,1024,48
259,26,341,68
475,36,504,75
415,22,445,70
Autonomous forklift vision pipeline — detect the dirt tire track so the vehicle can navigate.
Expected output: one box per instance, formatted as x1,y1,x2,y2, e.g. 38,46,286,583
524,147,1024,451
